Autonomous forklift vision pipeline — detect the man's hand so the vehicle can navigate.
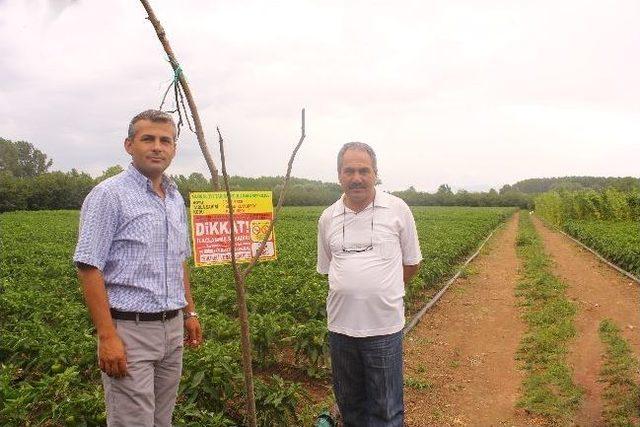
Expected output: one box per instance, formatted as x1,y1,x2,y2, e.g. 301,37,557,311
77,264,128,378
403,263,421,285
184,317,203,348
98,333,128,378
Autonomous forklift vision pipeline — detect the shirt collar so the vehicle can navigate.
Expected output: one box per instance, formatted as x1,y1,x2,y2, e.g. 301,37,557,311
332,189,391,217
126,163,177,194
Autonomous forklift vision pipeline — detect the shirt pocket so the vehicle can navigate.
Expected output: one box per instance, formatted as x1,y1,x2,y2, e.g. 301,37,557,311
120,211,162,244
167,214,188,257
377,238,400,260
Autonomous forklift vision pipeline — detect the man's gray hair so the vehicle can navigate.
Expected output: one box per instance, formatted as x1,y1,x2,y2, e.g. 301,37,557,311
127,110,177,140
337,142,378,175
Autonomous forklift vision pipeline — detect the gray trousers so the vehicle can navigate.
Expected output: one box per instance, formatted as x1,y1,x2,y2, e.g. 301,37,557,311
101,315,183,427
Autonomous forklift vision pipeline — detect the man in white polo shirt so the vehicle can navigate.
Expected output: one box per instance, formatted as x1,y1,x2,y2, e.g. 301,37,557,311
317,142,422,426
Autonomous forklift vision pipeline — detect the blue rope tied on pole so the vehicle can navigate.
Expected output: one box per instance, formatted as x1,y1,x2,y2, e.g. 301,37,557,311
158,61,194,138
173,64,182,81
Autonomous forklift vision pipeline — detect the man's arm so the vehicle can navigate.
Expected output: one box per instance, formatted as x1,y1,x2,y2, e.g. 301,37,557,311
403,263,421,285
77,263,128,378
316,212,332,275
182,262,203,347
398,201,423,285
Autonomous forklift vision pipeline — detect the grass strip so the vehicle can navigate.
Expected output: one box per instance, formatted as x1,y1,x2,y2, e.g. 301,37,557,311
515,213,582,423
598,319,640,426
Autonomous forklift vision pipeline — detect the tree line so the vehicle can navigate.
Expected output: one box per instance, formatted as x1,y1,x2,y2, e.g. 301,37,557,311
509,176,640,194
391,184,533,209
0,138,345,212
1,137,635,213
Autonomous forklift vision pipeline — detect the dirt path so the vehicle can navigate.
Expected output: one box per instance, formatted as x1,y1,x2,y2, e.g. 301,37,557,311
404,212,541,426
532,217,640,427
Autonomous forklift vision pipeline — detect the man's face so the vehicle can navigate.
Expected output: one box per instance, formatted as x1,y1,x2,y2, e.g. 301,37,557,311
338,148,377,206
124,119,176,178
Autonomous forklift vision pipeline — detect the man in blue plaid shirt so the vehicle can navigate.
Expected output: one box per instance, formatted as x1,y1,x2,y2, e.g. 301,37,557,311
74,109,202,426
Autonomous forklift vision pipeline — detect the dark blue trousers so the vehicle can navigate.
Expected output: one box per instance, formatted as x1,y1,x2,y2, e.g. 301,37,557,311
329,331,404,427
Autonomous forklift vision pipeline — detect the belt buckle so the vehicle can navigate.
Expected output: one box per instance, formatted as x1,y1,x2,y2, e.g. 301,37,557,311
162,311,167,322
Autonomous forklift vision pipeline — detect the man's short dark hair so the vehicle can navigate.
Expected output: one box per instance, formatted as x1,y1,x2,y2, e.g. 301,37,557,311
337,142,378,175
127,110,177,141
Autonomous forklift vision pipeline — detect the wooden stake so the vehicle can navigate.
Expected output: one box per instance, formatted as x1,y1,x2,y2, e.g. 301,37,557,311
217,109,306,426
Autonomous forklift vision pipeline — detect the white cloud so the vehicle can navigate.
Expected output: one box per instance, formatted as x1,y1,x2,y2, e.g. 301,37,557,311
0,0,638,192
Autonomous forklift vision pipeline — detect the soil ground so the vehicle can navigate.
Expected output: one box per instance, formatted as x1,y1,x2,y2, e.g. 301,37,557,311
404,212,541,426
531,216,640,427
403,213,640,426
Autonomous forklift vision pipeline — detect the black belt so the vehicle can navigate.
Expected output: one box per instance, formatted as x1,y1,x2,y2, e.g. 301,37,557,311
110,308,180,322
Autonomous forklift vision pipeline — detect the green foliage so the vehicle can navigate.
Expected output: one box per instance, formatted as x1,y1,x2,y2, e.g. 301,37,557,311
0,211,104,426
250,312,293,367
564,221,640,277
515,213,582,422
513,176,640,194
535,189,640,278
173,172,212,197
0,137,52,177
173,174,343,207
407,206,516,303
1,206,513,424
393,186,533,209
254,375,303,427
178,340,242,414
0,171,23,212
598,319,640,426
534,191,564,226
535,189,639,226
95,165,125,183
28,170,95,210
0,169,95,212
0,134,345,212
534,189,640,282
174,402,236,427
404,377,433,390
289,320,330,378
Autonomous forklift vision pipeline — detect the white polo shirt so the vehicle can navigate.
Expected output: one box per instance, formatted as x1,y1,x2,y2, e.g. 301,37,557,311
317,190,422,337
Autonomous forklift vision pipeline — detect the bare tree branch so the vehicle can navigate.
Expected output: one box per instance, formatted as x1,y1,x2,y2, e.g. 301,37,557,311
139,0,220,190
241,109,306,279
217,127,258,427
217,127,241,279
218,109,306,425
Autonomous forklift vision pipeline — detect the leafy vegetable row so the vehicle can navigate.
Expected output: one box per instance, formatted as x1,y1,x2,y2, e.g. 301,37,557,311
0,206,514,425
564,220,640,277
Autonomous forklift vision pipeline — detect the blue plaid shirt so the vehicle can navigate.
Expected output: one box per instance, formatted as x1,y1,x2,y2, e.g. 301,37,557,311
74,164,191,312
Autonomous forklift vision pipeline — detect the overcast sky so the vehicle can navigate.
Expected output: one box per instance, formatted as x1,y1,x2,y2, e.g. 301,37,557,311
1,0,638,192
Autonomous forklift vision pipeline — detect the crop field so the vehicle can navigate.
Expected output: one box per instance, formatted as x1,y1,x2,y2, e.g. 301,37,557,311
563,220,640,277
0,206,514,425
534,189,640,279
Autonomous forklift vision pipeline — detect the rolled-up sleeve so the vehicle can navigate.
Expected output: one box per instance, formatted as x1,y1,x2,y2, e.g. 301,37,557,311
73,186,118,271
399,204,422,266
316,211,331,274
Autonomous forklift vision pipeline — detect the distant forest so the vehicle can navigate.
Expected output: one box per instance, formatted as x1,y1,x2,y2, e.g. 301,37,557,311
507,176,640,194
1,137,638,212
391,177,640,210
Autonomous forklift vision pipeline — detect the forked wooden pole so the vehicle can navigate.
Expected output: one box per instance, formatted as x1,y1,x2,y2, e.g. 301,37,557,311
139,3,307,424
217,109,305,426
